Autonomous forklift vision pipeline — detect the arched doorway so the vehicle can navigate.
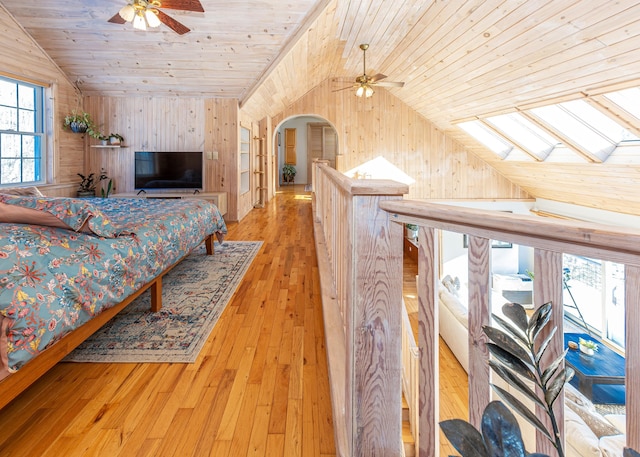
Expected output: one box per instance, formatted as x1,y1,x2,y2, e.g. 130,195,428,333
274,115,338,187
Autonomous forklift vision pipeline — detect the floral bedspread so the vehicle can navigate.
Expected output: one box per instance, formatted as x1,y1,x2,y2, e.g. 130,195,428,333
0,197,227,376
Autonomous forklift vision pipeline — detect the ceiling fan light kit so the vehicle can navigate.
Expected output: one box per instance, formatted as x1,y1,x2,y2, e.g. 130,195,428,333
356,84,374,98
110,0,204,35
119,1,162,30
335,44,405,98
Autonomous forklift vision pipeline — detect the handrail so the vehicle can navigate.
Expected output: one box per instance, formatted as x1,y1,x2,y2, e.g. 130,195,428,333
312,162,639,456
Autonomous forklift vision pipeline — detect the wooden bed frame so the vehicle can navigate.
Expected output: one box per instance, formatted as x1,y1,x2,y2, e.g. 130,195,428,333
0,233,215,410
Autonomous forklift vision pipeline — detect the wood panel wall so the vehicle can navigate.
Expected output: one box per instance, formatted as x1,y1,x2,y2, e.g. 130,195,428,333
0,4,84,197
268,79,528,200
83,96,205,193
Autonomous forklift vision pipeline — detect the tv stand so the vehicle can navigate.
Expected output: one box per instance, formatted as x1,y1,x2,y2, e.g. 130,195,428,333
112,191,227,216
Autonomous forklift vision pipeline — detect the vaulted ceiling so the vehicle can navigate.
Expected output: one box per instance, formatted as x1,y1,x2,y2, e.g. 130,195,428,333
4,0,640,215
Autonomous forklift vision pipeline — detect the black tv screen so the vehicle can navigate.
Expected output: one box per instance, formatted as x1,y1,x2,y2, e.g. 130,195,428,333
135,151,203,190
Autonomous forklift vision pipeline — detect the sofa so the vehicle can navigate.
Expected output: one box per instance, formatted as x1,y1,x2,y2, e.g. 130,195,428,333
438,276,626,457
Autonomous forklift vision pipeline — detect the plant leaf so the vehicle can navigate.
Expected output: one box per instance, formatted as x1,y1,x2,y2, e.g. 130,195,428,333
481,401,527,457
489,361,545,410
491,385,554,442
544,367,575,408
487,343,537,383
529,302,552,342
541,348,568,387
492,314,528,345
484,326,532,364
534,327,557,365
501,303,529,334
440,419,489,457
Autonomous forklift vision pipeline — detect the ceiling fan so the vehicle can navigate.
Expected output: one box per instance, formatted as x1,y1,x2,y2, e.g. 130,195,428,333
335,44,405,97
108,0,204,35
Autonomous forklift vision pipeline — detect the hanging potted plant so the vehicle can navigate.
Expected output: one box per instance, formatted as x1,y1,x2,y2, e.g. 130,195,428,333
64,109,92,133
63,110,102,139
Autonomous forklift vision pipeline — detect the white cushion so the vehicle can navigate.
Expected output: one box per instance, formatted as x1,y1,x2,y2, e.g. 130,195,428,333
603,414,625,433
564,407,602,457
599,434,625,457
439,287,468,328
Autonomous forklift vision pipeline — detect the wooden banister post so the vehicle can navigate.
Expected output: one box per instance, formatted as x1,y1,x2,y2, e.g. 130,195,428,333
349,193,404,456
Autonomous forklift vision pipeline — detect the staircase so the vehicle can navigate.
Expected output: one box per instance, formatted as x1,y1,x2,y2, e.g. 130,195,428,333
402,394,416,457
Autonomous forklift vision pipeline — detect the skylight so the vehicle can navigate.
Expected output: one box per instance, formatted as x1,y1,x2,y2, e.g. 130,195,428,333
457,87,640,163
458,121,512,158
603,87,640,121
485,113,559,160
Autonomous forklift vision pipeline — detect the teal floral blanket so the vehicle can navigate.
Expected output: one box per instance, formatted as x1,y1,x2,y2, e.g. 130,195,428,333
0,196,227,377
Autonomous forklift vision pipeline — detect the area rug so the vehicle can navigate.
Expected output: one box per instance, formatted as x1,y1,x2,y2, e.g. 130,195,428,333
64,241,262,364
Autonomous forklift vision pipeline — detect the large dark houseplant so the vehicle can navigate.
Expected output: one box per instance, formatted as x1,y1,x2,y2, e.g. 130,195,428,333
440,301,574,457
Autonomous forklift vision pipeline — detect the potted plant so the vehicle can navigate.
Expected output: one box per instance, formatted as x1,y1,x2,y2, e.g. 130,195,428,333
98,134,109,146
77,172,98,197
98,169,113,198
282,164,296,184
108,133,124,145
406,223,418,239
578,337,598,356
440,301,574,457
63,110,102,139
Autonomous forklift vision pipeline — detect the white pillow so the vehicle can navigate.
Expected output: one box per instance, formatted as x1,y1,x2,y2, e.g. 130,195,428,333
564,407,602,457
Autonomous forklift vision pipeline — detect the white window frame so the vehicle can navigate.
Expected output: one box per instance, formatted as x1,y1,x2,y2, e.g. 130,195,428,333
0,75,46,186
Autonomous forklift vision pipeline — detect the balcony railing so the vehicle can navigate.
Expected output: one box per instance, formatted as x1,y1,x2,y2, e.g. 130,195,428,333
312,162,640,457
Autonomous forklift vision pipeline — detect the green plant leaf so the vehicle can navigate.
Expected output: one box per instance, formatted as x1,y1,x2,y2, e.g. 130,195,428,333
489,361,545,410
484,326,531,363
487,343,537,383
491,385,553,443
541,348,568,387
535,327,557,365
501,303,529,334
481,401,528,457
528,302,552,341
492,314,528,345
440,419,489,457
544,367,574,408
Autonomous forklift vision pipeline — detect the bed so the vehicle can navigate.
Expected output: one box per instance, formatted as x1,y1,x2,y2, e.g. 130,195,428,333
0,194,227,408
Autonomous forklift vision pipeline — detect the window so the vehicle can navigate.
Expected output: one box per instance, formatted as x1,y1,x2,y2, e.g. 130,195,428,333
458,121,513,158
485,112,560,160
456,86,640,163
0,76,44,185
563,254,625,351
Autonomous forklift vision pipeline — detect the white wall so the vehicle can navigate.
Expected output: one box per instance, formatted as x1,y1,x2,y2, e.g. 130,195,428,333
277,115,328,185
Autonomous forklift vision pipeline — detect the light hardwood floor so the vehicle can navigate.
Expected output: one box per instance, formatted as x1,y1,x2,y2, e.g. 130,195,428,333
0,186,469,456
0,185,335,457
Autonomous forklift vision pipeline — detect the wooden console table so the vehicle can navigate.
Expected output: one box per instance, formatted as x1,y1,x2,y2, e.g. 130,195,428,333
112,191,227,216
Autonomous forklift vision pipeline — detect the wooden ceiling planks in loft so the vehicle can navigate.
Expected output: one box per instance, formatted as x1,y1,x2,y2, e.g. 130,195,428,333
0,0,320,97
5,0,640,214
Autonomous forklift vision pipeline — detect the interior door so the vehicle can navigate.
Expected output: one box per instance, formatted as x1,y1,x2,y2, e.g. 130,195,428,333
307,124,324,182
284,128,296,165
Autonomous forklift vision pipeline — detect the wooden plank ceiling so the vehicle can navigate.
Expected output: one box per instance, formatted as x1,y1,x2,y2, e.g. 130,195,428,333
4,0,640,214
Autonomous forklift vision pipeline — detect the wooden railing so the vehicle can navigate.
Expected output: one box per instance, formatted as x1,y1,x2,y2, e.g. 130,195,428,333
311,162,639,456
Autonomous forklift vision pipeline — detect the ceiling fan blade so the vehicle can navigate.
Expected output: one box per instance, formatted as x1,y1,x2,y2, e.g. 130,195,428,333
158,0,204,12
332,85,357,93
373,81,405,88
157,9,191,34
369,73,388,83
108,13,127,24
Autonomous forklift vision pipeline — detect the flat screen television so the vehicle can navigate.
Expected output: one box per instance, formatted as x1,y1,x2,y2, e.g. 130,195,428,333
135,151,203,191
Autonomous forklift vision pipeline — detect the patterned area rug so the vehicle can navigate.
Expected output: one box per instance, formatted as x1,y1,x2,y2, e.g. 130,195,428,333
65,241,262,363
